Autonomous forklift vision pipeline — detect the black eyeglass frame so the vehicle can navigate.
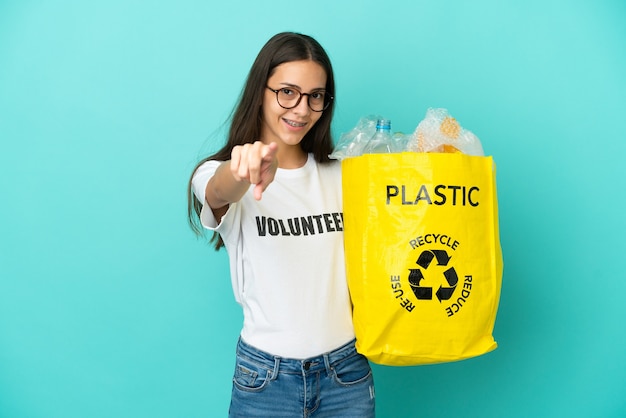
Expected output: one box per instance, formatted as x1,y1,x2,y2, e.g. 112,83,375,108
266,86,334,112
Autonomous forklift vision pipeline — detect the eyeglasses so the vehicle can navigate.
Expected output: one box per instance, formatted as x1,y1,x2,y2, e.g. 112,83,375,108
266,86,333,112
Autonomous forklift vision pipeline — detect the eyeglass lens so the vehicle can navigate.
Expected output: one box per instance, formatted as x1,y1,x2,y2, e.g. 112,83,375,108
274,88,329,111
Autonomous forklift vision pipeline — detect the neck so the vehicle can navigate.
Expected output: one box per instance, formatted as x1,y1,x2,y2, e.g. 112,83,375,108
276,145,308,169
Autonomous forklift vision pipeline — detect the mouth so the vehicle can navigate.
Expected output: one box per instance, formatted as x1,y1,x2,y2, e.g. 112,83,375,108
283,118,307,128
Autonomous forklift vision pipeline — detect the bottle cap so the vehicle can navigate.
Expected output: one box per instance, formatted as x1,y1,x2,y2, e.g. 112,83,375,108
376,119,391,130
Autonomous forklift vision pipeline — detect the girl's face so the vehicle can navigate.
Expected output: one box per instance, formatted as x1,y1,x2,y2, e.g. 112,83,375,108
260,60,327,151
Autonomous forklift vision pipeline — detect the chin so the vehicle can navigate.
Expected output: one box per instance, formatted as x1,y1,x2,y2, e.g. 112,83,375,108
280,133,308,146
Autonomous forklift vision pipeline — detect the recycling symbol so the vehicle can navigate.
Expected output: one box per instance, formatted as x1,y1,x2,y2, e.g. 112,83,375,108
408,250,458,302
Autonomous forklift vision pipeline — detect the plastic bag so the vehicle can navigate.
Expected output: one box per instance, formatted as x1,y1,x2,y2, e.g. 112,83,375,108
330,115,382,160
406,108,484,156
343,152,502,366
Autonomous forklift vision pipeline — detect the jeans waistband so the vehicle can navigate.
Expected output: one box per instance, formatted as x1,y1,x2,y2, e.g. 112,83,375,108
236,338,359,375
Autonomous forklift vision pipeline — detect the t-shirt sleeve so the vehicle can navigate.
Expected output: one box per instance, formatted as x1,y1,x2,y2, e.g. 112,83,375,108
191,160,245,304
191,160,226,230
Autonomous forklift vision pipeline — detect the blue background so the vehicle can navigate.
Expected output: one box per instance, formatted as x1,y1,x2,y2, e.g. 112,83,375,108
1,1,625,417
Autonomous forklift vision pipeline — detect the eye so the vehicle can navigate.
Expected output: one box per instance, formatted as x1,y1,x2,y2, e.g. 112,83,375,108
310,91,325,101
280,88,296,97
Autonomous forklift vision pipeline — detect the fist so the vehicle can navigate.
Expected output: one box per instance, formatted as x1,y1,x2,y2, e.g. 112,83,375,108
230,141,279,200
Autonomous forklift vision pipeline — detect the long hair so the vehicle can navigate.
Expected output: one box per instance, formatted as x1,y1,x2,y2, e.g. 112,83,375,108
187,32,336,249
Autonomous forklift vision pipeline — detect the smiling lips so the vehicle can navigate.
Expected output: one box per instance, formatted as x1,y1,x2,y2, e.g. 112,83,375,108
283,118,307,128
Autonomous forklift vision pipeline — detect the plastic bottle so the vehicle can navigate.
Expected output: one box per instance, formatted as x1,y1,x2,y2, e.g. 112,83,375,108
391,132,408,153
364,119,393,154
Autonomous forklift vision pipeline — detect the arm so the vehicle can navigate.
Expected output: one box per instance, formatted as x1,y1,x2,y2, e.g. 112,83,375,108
205,141,279,221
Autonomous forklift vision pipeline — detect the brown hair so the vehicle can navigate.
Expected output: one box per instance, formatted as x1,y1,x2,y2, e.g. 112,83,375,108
187,32,336,249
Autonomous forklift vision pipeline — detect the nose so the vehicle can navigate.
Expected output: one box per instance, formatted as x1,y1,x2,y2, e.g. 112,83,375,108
292,94,311,115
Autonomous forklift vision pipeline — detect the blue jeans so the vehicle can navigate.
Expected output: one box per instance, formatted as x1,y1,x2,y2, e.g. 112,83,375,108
228,338,375,417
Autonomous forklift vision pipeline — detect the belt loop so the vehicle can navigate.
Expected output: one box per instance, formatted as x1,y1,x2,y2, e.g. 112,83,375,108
271,356,281,381
323,353,332,375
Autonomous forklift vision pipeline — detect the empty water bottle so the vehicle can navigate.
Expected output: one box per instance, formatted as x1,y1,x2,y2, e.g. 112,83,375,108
364,119,393,154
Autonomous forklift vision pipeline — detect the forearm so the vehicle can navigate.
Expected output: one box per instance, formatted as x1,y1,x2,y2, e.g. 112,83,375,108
204,161,250,209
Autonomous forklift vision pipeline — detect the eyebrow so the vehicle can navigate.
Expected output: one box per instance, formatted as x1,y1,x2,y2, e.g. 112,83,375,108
279,82,326,92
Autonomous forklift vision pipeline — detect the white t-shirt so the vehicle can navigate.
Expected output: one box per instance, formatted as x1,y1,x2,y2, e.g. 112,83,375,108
192,154,355,358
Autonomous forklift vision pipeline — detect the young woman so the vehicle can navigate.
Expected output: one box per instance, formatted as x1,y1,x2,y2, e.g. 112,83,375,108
188,32,375,417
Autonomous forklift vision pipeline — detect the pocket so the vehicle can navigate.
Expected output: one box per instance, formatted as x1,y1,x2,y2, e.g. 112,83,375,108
232,358,273,392
331,353,372,386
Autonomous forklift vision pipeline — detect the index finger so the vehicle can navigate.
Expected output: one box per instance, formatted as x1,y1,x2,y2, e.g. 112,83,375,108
261,142,279,161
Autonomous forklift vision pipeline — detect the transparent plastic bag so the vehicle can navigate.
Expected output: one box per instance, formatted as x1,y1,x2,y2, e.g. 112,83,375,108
406,108,484,156
330,115,382,160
